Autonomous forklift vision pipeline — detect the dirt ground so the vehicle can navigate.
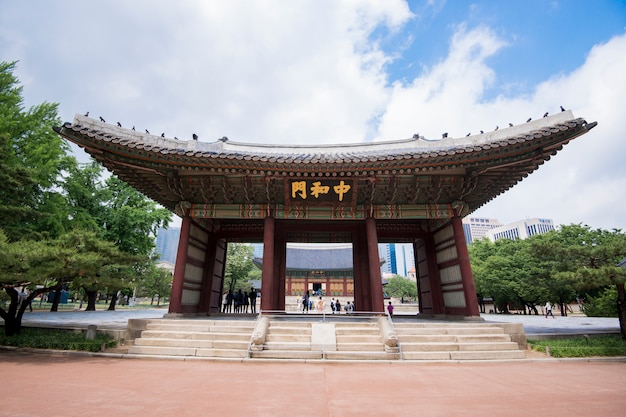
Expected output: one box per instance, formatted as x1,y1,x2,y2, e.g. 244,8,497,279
1,350,625,417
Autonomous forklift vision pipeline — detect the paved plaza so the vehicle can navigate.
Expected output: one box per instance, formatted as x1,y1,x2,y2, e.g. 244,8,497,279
2,308,625,417
10,308,622,337
2,350,625,417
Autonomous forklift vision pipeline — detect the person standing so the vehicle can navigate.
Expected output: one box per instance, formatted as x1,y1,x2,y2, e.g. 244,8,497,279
222,291,229,313
316,296,324,313
243,291,249,313
226,290,234,313
545,301,555,318
331,298,336,314
249,287,257,314
303,291,310,313
335,299,341,314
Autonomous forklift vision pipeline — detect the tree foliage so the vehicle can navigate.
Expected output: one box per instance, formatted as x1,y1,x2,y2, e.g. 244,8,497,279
470,225,626,340
384,275,417,300
224,244,254,292
137,263,173,306
0,61,74,241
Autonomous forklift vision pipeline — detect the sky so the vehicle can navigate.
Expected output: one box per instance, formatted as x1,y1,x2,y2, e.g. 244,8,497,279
2,0,626,231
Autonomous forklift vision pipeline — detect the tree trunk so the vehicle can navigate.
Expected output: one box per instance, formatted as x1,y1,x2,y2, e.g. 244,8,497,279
616,282,626,341
107,292,118,311
85,290,98,311
50,285,63,312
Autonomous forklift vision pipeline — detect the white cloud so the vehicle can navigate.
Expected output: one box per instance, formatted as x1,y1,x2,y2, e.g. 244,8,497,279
2,1,624,230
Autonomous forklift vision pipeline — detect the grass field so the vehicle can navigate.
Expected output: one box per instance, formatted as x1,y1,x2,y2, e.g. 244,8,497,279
528,335,626,358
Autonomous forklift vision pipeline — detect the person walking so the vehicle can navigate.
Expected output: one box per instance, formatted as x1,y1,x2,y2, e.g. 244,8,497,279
387,301,394,318
545,301,555,318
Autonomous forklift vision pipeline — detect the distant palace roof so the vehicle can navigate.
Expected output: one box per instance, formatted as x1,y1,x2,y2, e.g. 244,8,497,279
54,111,596,224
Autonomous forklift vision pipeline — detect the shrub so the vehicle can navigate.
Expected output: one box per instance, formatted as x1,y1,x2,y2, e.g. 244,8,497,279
583,287,618,317
0,327,117,352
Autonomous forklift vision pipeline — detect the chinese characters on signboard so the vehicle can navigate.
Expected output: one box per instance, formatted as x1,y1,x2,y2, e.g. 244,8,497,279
287,179,356,206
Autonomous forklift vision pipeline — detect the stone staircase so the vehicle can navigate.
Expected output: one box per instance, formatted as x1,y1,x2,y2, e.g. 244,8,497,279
394,322,526,361
128,319,255,358
249,321,322,360
126,316,526,361
325,321,398,360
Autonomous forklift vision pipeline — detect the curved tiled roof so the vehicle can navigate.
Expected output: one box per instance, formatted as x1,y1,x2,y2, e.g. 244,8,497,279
54,112,596,221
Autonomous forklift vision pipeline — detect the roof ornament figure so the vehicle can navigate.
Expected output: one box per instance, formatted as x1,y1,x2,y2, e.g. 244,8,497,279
192,133,198,140
99,116,105,122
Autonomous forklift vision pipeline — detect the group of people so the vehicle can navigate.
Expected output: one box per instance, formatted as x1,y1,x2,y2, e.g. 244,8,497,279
300,292,356,314
222,288,257,314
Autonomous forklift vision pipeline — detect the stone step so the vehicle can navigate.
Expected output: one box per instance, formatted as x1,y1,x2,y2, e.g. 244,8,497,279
394,326,504,335
335,328,380,336
249,350,324,360
401,349,526,361
146,323,255,333
324,351,400,361
396,335,458,343
336,342,384,352
263,342,313,351
335,334,382,344
449,350,527,360
128,344,248,358
139,330,251,341
267,326,311,335
265,334,310,343
134,338,248,350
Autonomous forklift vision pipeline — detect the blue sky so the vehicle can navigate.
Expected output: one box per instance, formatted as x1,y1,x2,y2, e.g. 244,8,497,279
1,0,626,230
389,1,626,98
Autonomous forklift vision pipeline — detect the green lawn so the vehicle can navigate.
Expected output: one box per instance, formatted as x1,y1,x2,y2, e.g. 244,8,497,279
528,335,626,358
0,327,117,352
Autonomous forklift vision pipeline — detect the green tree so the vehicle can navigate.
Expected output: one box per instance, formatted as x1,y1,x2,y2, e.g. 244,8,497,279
0,231,60,335
0,61,74,241
137,263,173,306
385,275,417,301
101,176,172,256
52,229,144,311
224,243,254,292
530,225,626,340
469,238,551,314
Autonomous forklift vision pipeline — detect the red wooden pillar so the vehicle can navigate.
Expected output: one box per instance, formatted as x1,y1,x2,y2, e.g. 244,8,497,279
352,223,369,311
366,217,384,313
260,216,275,312
451,216,480,316
275,226,287,311
169,215,191,314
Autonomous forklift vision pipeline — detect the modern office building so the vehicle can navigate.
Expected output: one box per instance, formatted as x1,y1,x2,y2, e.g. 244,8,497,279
461,217,502,244
486,218,555,242
155,227,180,264
379,243,415,277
